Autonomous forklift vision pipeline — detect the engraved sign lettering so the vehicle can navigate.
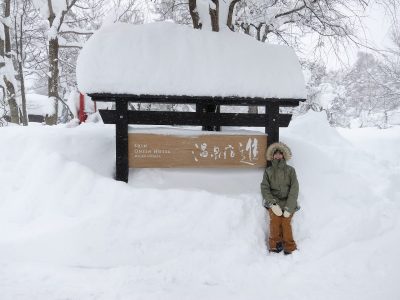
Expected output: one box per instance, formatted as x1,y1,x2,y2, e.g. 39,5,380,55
128,133,267,168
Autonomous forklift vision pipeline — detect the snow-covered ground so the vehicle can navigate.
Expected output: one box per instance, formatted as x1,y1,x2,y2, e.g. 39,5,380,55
0,111,399,299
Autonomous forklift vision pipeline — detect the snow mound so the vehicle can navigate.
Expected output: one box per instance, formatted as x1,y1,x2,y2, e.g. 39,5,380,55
284,110,350,147
77,22,306,99
0,113,399,299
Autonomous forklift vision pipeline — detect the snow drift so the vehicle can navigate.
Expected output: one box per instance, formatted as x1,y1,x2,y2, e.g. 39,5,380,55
0,111,399,299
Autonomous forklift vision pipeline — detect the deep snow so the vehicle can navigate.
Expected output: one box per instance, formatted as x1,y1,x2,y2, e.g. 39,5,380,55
77,22,306,99
0,111,399,299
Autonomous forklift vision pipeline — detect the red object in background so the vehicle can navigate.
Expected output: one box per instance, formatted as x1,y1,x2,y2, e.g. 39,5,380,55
78,93,97,124
79,93,87,123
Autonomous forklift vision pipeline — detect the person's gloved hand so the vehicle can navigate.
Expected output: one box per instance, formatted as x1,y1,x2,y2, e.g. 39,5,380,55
283,210,291,218
271,204,283,216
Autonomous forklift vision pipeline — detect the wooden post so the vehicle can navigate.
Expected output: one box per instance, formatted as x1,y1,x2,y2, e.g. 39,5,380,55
265,103,279,144
91,94,304,181
265,103,279,167
196,103,204,130
115,100,129,182
215,104,221,132
199,104,220,132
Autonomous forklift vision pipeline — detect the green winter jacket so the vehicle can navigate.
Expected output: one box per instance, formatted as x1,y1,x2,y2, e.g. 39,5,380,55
260,159,299,213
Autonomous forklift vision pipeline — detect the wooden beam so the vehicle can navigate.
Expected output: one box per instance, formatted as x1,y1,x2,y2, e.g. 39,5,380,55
115,100,129,182
89,93,304,107
99,110,292,127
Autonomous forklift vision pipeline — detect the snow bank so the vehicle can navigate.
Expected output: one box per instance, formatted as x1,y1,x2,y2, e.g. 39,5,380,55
77,22,306,99
0,114,399,299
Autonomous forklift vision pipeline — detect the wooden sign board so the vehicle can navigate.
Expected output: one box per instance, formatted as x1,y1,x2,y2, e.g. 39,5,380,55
128,133,267,168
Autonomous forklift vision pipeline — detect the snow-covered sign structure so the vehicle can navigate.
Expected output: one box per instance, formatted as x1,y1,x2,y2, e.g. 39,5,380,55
77,22,306,182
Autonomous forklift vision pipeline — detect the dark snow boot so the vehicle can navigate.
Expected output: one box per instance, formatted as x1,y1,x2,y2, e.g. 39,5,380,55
269,242,283,253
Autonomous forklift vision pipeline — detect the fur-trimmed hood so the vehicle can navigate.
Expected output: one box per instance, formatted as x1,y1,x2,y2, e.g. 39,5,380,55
266,142,292,161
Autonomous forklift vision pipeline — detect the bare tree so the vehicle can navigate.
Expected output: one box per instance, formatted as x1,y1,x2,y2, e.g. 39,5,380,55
12,0,31,125
156,0,395,117
0,83,7,125
30,0,79,125
29,0,145,124
0,0,153,126
0,0,19,124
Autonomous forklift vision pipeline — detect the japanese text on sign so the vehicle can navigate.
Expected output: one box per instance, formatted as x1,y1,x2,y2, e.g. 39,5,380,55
191,138,260,165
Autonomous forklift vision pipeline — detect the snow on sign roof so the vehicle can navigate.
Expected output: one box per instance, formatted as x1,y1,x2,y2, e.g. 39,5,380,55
77,22,306,99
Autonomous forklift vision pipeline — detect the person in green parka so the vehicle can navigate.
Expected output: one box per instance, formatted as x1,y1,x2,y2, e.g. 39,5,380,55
260,142,299,255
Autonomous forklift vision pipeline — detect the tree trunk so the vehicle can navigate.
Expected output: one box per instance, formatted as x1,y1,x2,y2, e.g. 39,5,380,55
45,37,59,125
45,1,60,125
16,12,28,125
2,0,19,124
18,60,28,125
209,0,219,32
227,0,240,30
4,79,18,122
189,0,202,29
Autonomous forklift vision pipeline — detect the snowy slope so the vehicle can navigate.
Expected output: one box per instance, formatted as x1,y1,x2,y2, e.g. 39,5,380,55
0,112,399,299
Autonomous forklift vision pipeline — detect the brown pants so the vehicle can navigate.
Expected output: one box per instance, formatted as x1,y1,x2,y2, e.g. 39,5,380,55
268,209,297,252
